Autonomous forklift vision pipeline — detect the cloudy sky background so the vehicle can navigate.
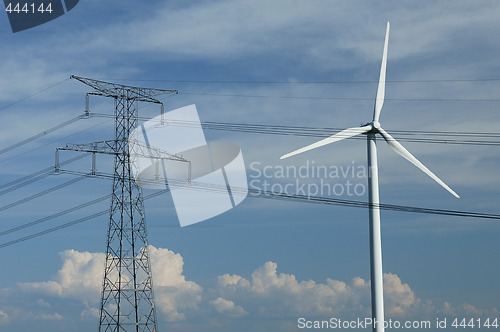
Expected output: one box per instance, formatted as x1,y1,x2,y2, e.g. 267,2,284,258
0,1,499,331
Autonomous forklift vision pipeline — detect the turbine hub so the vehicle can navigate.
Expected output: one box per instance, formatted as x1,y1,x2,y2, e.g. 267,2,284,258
372,121,381,129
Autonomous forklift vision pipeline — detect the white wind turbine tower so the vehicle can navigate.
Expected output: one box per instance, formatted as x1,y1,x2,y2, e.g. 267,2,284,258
281,22,460,332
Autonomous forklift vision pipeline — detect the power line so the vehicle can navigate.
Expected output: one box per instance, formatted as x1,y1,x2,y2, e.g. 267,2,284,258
0,154,87,191
0,175,87,213
92,113,500,146
0,77,497,158
201,121,500,137
0,108,497,166
250,189,500,220
0,116,494,237
2,76,498,119
0,79,497,248
7,76,496,119
0,115,112,164
46,170,500,221
94,78,500,84
0,194,110,236
0,78,70,111
0,210,109,249
200,122,500,146
0,185,176,240
1,179,498,249
179,91,500,102
0,172,51,197
0,113,88,155
0,188,170,248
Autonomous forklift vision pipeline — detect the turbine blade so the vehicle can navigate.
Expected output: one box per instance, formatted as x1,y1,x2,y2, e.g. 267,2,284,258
378,127,459,198
373,22,390,122
280,125,372,159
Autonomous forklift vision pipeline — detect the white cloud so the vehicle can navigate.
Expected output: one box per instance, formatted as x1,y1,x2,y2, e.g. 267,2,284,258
35,299,52,308
210,297,248,317
0,310,8,324
8,0,500,75
213,261,439,319
87,0,340,59
1,250,497,330
34,312,64,321
439,301,499,318
80,306,100,319
215,261,373,316
18,249,104,301
212,261,500,325
16,246,203,322
383,273,417,316
148,246,203,321
218,273,250,288
56,0,500,74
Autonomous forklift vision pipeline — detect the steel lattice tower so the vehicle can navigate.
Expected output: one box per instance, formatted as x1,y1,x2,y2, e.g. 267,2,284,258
65,76,177,331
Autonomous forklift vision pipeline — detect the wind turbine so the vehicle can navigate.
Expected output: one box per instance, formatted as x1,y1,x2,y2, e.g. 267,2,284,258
280,22,459,332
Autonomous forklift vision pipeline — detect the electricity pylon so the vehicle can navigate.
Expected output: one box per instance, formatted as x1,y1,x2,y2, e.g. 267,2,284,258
59,76,177,331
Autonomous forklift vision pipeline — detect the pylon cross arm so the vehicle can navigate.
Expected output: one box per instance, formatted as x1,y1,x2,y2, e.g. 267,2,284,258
59,140,117,155
129,139,189,163
59,139,190,162
71,75,177,104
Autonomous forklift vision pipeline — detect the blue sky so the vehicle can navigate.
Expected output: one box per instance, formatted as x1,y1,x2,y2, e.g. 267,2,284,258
0,0,499,331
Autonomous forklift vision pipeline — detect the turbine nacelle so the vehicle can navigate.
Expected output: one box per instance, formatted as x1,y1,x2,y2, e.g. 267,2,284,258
362,121,380,133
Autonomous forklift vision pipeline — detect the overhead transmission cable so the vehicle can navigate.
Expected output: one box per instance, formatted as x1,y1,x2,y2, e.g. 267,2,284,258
0,113,90,156
0,78,70,112
0,188,171,248
0,175,88,213
94,78,500,84
0,77,498,248
0,154,87,195
0,194,111,236
0,115,114,164
89,77,500,102
199,121,500,146
47,169,500,221
0,210,109,249
91,113,500,146
179,91,500,102
1,177,499,249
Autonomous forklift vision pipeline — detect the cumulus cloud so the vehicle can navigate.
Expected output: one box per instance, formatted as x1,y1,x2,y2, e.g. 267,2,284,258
148,246,203,321
2,249,497,330
216,261,358,317
441,301,499,318
213,261,423,319
210,297,248,317
18,249,104,301
34,312,64,321
80,306,100,320
15,246,202,322
383,273,418,316
212,261,500,324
